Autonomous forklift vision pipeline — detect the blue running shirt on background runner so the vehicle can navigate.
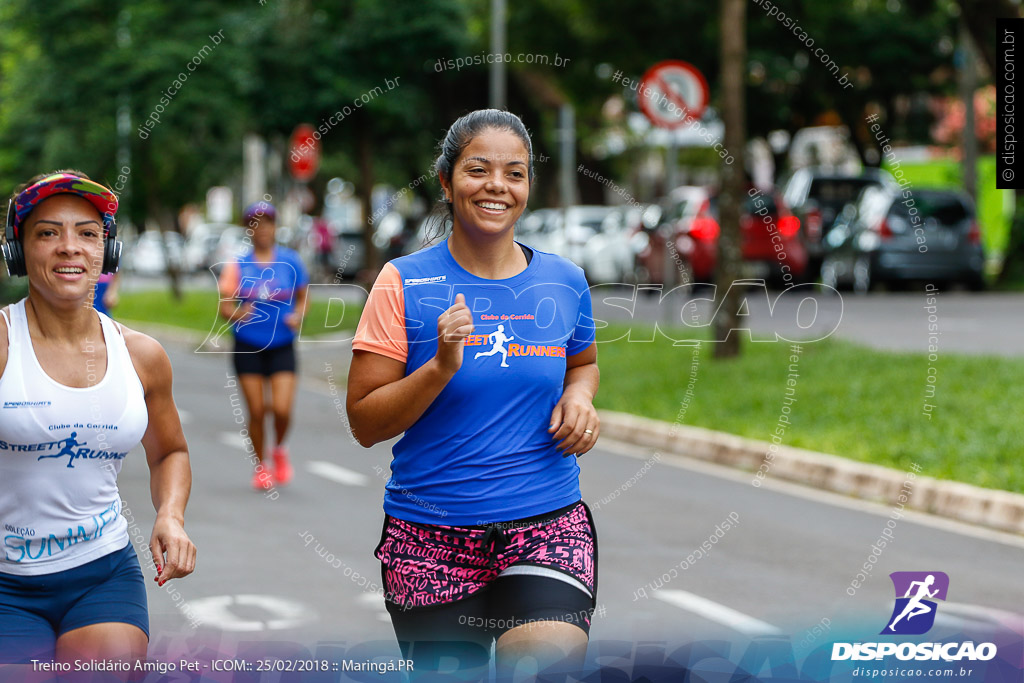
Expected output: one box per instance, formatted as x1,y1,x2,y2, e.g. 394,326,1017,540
220,246,309,349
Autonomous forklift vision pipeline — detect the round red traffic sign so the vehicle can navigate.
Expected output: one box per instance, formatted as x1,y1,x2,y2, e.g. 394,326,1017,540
289,123,319,182
638,60,710,129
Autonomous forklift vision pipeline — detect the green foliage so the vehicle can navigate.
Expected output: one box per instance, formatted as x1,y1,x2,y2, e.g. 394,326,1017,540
0,0,467,228
0,1,969,219
0,276,28,305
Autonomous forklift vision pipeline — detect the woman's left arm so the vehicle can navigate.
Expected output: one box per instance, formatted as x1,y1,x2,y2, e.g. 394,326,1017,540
549,342,600,457
125,329,196,586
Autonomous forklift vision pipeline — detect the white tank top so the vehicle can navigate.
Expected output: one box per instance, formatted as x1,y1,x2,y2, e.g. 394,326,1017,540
0,298,148,575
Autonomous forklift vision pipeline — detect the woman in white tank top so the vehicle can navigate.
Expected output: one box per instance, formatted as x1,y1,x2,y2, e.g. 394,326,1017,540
0,171,195,665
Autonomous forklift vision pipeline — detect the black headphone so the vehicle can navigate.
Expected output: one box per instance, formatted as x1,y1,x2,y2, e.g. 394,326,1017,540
2,183,122,277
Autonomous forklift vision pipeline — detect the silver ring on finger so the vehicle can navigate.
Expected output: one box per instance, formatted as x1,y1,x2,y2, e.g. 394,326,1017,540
584,428,593,435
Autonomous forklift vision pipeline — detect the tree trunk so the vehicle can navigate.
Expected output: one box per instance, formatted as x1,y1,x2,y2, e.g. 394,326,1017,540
355,109,378,283
714,0,747,359
837,101,872,167
155,205,182,302
141,153,182,301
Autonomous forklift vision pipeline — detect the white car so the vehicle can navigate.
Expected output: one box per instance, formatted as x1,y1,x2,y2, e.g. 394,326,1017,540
210,227,251,274
127,231,185,276
560,206,634,283
184,222,237,273
516,209,566,257
520,206,636,282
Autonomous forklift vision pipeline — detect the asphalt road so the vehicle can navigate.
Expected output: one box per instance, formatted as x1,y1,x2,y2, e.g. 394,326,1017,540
105,341,1023,668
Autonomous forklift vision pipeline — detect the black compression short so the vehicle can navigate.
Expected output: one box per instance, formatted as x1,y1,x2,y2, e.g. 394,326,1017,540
232,339,296,376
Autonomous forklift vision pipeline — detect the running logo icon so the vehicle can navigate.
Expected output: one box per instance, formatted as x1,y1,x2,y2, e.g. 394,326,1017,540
474,325,515,368
882,571,949,635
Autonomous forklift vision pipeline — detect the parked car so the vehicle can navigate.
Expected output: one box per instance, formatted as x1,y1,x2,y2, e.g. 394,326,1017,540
405,205,633,283
184,222,236,273
668,186,719,284
560,206,633,282
782,167,896,278
517,208,564,257
820,187,985,293
372,211,411,263
127,230,185,276
209,227,250,275
739,189,807,283
633,187,707,285
625,204,665,284
601,204,653,284
640,186,806,287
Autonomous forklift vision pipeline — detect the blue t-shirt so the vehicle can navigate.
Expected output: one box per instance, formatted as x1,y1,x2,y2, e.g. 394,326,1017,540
230,246,309,349
93,275,113,316
352,239,596,525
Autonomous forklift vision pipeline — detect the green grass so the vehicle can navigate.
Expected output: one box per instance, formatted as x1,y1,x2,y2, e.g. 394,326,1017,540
593,324,1021,494
883,155,1010,260
115,289,361,338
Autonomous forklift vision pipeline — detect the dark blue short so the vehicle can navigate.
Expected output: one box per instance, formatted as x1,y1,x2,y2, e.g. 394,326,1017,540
0,541,149,663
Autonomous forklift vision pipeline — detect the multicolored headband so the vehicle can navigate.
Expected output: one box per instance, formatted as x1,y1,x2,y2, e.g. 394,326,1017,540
11,173,118,238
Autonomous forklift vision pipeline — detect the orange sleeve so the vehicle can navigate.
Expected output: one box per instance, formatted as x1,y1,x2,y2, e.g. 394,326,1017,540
352,262,408,363
218,261,240,298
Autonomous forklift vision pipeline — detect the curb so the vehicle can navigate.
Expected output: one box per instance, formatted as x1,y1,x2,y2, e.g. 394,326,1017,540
598,410,1024,536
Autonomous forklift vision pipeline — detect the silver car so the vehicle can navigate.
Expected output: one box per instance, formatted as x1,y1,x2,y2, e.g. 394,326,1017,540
821,187,985,292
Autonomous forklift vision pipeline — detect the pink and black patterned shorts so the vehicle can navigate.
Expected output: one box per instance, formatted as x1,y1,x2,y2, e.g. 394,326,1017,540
375,501,597,614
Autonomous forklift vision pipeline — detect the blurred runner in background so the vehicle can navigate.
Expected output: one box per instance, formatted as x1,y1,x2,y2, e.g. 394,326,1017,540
313,216,334,282
218,201,309,491
93,271,119,316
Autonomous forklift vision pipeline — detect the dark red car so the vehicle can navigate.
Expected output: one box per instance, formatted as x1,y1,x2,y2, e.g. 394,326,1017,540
634,186,806,287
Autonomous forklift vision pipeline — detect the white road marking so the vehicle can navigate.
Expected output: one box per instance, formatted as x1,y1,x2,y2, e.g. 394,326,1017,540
654,590,782,637
599,437,1024,550
938,602,1024,635
356,588,392,621
307,460,369,486
217,431,246,450
184,594,315,632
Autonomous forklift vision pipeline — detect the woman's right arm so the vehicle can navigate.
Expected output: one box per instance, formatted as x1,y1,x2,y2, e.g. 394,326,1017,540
347,293,474,447
217,262,252,322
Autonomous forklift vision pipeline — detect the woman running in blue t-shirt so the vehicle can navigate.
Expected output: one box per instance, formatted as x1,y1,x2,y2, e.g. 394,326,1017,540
218,202,309,491
348,110,600,677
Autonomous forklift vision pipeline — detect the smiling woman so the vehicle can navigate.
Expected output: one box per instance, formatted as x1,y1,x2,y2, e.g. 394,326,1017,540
347,110,601,680
0,171,196,667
